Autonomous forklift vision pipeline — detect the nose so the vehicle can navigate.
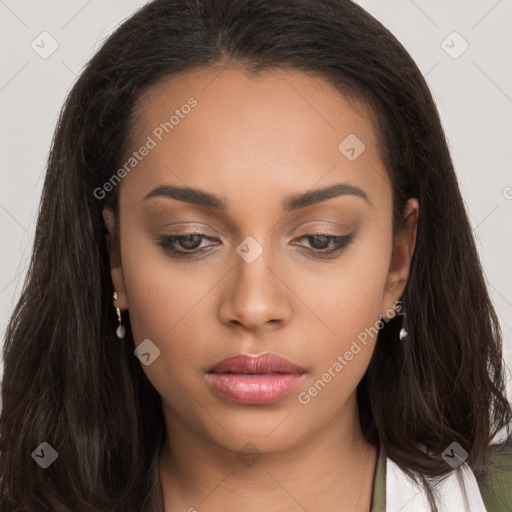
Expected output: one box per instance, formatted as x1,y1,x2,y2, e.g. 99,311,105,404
218,242,292,332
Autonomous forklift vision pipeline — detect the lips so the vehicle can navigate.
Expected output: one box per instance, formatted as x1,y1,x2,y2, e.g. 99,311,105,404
205,353,307,405
207,353,306,375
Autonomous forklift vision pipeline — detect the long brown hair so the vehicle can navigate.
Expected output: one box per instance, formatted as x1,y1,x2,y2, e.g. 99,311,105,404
1,0,510,510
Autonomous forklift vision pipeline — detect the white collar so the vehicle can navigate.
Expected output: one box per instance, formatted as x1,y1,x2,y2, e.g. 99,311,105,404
386,456,487,511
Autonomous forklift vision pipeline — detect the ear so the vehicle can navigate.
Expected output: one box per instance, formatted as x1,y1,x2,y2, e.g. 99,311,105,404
103,207,128,311
381,198,419,314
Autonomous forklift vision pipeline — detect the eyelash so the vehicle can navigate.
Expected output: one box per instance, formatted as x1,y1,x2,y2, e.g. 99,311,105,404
157,231,355,259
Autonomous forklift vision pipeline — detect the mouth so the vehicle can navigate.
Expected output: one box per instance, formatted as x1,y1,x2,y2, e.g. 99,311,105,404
205,353,307,405
207,352,307,374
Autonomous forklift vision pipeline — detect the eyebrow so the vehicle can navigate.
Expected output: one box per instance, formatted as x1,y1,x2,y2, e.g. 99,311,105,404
143,182,373,210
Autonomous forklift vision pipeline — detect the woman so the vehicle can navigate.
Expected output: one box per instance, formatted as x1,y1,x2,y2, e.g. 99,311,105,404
1,0,511,511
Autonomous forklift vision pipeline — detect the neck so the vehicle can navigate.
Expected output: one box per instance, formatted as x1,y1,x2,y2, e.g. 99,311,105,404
158,392,378,512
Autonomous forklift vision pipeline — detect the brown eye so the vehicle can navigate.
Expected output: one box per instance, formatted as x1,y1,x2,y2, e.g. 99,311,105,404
158,233,219,257
292,232,355,257
305,234,331,250
175,234,203,250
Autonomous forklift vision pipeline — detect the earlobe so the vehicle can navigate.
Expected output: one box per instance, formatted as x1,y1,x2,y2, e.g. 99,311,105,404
111,268,128,311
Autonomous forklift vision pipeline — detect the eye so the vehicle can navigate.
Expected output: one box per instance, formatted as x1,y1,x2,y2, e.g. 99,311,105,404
157,232,219,258
291,232,355,257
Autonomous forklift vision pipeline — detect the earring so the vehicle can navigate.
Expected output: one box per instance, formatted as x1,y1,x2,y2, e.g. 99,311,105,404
380,300,408,341
113,291,126,339
394,300,408,341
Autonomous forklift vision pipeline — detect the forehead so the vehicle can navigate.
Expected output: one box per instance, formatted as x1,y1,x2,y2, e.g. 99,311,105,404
120,65,390,213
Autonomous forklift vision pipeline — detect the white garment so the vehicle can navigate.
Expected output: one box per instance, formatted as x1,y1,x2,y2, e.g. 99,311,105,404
386,457,487,512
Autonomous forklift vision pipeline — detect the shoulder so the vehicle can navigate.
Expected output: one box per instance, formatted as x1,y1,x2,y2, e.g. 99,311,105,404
477,441,512,512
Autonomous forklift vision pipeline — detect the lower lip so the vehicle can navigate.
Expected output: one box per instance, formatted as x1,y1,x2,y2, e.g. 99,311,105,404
205,372,306,404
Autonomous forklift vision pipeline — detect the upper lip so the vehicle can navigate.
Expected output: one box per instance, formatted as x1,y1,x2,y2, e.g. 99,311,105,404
208,353,306,374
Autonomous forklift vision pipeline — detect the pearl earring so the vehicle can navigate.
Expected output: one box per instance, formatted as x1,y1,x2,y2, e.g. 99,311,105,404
393,300,408,341
380,299,408,341
113,291,126,339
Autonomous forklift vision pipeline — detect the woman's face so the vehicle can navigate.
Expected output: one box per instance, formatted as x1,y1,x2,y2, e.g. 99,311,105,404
105,66,417,454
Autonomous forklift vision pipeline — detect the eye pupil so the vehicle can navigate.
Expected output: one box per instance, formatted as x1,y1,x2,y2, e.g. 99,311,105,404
180,234,202,250
308,235,331,250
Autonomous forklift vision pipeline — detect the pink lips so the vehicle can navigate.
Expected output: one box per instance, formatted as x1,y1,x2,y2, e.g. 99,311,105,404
205,353,307,405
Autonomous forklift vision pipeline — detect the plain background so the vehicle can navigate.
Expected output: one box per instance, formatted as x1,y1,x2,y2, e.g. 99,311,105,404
1,1,511,403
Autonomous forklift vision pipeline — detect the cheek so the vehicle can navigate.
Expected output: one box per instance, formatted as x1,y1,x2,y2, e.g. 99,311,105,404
119,248,211,412
295,223,392,345
117,230,201,364
119,223,213,340
291,224,392,400
118,237,224,435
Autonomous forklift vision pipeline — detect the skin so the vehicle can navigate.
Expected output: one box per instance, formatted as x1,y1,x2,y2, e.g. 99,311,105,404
104,65,418,512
